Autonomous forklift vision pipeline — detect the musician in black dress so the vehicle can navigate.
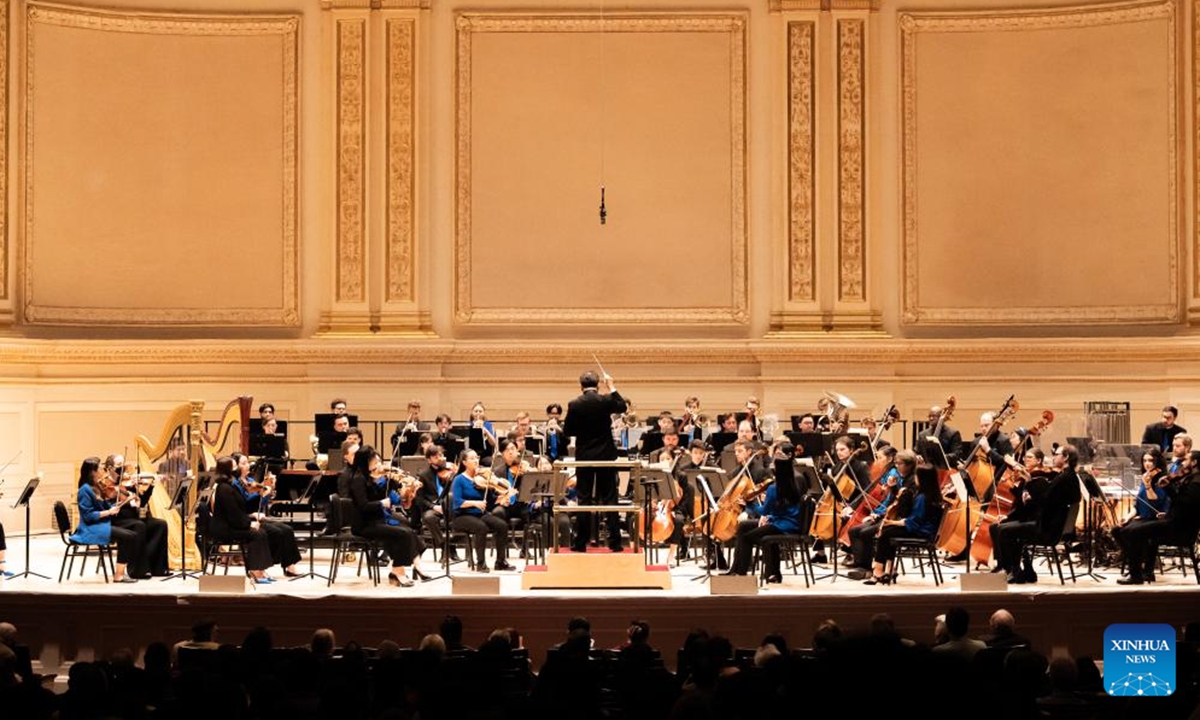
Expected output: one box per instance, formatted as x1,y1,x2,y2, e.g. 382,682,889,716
104,454,169,578
1117,449,1200,585
344,446,424,587
987,448,1049,574
208,457,277,584
563,370,628,552
230,453,301,576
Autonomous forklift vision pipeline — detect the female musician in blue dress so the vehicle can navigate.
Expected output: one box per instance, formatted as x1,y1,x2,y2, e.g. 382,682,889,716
72,457,144,583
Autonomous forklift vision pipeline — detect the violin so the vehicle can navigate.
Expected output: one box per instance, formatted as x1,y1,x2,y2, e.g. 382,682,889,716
472,469,517,507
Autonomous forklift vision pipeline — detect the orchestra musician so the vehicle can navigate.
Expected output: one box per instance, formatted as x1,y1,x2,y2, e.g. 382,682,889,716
719,414,738,435
563,370,629,553
847,448,915,573
1117,449,1200,585
335,438,360,498
389,400,429,455
987,448,1051,575
680,396,703,445
230,453,301,576
543,404,566,462
417,444,458,561
1142,405,1187,454
661,439,704,564
344,446,424,587
822,435,870,567
73,457,146,583
469,402,498,460
375,467,430,579
1112,448,1170,551
725,442,802,583
1168,435,1192,475
866,461,942,585
431,414,463,448
259,417,289,464
648,427,683,466
156,438,190,499
970,412,1015,484
208,456,285,584
996,444,1082,584
919,404,963,467
491,438,535,557
104,455,169,578
708,439,768,571
450,449,515,572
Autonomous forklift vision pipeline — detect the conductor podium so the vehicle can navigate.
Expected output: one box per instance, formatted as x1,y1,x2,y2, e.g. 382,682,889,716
520,460,672,590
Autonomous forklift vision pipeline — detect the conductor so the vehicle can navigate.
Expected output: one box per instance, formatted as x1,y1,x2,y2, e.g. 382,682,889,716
563,370,628,552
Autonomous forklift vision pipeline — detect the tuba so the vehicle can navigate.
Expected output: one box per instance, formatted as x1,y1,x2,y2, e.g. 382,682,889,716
818,391,856,430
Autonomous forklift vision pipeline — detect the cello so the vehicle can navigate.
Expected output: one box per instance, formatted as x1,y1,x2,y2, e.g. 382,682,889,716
970,410,1054,566
837,407,900,547
810,443,869,542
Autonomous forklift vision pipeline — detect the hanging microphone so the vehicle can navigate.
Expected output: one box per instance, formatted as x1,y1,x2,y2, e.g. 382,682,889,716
599,186,607,225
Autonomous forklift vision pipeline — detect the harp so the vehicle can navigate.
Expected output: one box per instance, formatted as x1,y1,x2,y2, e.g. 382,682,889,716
133,397,252,570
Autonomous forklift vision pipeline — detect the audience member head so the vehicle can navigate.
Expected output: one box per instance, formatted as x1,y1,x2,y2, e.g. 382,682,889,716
418,633,446,659
813,620,841,652
990,609,1015,636
311,628,336,658
944,607,970,640
192,618,217,643
440,615,464,648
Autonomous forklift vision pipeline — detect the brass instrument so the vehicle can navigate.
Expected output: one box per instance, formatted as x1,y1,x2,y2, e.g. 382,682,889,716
818,391,856,431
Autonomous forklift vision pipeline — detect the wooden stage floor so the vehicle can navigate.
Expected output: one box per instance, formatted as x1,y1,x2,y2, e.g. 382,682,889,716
1,534,1197,672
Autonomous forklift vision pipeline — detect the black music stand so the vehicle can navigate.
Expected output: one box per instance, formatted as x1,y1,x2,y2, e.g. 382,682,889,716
928,438,978,575
689,472,721,584
162,478,202,582
708,432,737,457
810,466,855,584
1076,471,1107,581
634,469,669,565
289,474,331,583
9,477,48,580
518,471,554,565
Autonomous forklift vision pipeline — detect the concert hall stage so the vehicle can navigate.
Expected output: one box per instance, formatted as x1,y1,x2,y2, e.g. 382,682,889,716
1,535,1197,672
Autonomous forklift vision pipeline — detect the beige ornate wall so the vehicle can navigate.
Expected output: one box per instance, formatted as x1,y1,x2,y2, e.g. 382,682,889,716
1,0,1199,532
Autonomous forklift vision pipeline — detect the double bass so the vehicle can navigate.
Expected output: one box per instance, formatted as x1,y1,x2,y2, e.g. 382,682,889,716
935,396,1018,556
970,410,1054,566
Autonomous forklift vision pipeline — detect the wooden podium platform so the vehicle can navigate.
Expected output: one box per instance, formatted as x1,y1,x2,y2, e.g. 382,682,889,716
521,552,672,590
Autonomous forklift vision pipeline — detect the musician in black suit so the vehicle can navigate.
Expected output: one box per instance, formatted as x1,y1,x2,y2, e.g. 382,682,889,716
1118,449,1200,584
920,404,963,467
1142,405,1187,454
563,370,628,552
389,400,431,455
998,444,1082,584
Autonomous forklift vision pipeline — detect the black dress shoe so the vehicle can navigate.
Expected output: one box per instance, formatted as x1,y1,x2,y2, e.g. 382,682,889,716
1117,576,1144,585
494,560,515,571
846,568,870,580
811,553,829,564
765,574,782,584
412,567,431,582
990,565,1005,574
1006,574,1025,584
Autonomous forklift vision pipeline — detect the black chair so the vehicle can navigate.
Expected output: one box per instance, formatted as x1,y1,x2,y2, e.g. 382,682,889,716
327,496,381,586
195,501,247,575
1156,528,1200,584
54,501,115,583
892,536,945,585
753,533,812,587
1025,501,1081,584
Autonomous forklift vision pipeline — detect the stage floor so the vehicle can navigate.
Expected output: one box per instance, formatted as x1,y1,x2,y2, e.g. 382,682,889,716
2,534,1198,671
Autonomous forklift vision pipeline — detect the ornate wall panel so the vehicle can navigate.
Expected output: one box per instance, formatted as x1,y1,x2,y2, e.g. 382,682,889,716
386,17,415,305
335,16,367,305
454,14,748,326
787,20,816,305
836,18,865,303
21,3,299,326
900,0,1179,326
0,1,8,305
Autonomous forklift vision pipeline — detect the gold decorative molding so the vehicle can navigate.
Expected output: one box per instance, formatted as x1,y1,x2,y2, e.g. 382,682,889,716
0,0,7,303
21,3,300,327
386,17,415,304
836,18,865,303
5,336,1200,369
321,0,431,8
787,21,815,304
1194,0,1200,305
336,17,367,305
454,13,748,325
769,0,881,11
899,0,1178,325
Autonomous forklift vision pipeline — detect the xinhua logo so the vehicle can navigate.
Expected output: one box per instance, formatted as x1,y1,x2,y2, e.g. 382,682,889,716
1104,624,1175,697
